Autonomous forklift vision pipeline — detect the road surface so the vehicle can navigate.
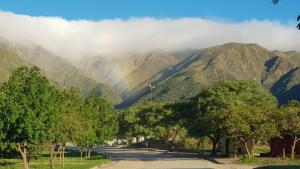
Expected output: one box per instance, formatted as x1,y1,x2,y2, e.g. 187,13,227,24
93,147,256,169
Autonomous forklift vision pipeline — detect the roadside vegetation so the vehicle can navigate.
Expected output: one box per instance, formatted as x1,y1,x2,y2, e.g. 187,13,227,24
0,66,118,169
0,149,110,169
0,66,299,169
118,80,300,164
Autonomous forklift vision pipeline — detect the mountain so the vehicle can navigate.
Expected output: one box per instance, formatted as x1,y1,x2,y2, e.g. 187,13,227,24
1,39,300,107
74,49,182,107
271,67,300,103
129,43,300,106
74,54,145,86
115,49,178,95
0,42,30,84
0,40,122,104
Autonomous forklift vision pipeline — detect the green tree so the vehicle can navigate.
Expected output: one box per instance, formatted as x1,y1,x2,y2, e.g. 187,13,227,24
0,92,5,158
118,107,140,142
0,66,59,169
75,94,118,158
189,80,277,156
224,105,278,157
50,87,84,168
276,100,300,160
119,103,186,148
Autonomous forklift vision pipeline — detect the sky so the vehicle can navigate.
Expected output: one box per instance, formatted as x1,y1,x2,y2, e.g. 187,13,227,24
0,0,299,61
0,0,299,22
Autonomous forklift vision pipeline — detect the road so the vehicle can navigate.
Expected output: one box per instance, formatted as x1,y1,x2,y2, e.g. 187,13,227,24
93,147,256,169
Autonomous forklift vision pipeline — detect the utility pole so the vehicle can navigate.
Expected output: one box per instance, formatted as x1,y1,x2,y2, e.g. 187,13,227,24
148,84,155,106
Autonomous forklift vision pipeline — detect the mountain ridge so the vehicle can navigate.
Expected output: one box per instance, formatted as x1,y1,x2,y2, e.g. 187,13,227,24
1,38,300,107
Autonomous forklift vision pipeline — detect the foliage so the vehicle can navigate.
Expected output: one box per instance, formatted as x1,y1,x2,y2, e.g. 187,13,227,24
188,80,277,156
223,105,278,157
118,102,188,147
0,149,110,169
74,93,118,159
0,66,60,169
0,66,119,168
275,100,300,159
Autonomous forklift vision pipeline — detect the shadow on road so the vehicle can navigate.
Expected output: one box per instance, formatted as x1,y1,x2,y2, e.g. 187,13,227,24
253,166,300,169
167,168,213,169
97,147,222,164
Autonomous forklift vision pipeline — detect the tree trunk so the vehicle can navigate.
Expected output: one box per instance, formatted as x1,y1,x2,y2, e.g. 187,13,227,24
80,148,84,161
88,147,91,158
242,139,251,158
291,137,299,160
17,143,29,169
22,148,28,169
234,144,237,159
211,140,218,156
225,138,230,157
208,136,219,156
85,148,88,158
282,146,286,159
59,150,62,162
49,147,54,169
49,144,62,169
62,145,65,168
144,136,149,148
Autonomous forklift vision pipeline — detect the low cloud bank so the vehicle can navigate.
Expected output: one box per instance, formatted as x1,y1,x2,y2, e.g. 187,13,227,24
0,11,299,61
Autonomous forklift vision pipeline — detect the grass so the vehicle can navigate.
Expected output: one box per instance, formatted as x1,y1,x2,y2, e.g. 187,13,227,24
0,149,111,169
236,157,300,169
253,144,270,155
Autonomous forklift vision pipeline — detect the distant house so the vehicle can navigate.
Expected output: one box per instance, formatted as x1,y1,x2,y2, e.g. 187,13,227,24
269,136,300,157
218,138,254,156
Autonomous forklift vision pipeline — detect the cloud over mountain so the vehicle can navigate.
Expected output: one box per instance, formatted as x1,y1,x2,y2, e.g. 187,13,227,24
0,11,299,60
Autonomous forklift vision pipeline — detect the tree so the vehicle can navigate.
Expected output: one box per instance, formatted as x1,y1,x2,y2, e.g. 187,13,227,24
272,0,300,29
224,105,278,158
119,103,185,148
0,66,59,169
276,100,300,160
50,87,84,168
75,94,118,159
92,96,118,147
189,80,277,156
0,92,5,158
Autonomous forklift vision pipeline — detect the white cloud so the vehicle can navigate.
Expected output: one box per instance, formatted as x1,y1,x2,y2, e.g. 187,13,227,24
0,11,299,61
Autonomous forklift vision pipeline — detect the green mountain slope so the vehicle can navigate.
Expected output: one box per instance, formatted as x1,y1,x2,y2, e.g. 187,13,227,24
0,40,122,104
0,45,30,84
2,39,300,107
75,55,146,86
115,49,179,96
130,43,300,106
271,67,300,103
17,44,122,104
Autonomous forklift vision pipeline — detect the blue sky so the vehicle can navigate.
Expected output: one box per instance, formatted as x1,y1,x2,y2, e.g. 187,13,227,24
0,0,299,60
0,0,299,22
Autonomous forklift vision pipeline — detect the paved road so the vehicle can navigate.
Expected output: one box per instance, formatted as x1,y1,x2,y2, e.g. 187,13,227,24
93,147,256,169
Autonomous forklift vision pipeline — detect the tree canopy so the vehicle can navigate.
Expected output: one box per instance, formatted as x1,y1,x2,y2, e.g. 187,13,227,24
188,80,277,155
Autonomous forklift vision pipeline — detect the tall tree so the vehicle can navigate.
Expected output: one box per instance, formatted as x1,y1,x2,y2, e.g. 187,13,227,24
50,87,84,168
76,94,118,158
224,105,278,157
276,100,300,160
119,103,186,147
0,66,59,169
189,80,277,156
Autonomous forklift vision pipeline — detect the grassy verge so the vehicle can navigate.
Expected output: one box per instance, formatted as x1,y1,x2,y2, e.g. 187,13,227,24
0,149,111,169
237,157,300,165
